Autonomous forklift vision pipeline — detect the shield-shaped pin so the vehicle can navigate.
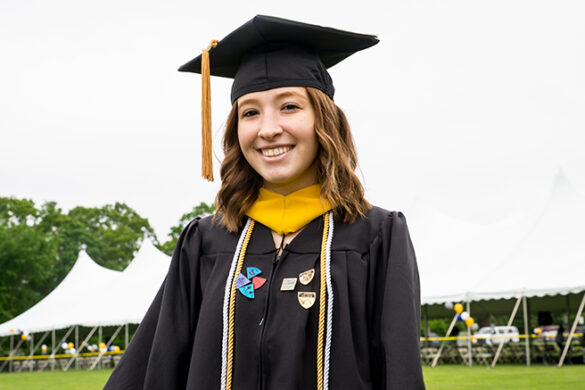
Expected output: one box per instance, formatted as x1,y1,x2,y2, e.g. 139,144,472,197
299,268,315,285
297,292,316,309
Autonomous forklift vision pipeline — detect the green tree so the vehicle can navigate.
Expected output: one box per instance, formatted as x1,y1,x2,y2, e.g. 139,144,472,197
0,218,58,323
158,202,215,255
0,197,157,323
66,203,157,271
0,197,39,226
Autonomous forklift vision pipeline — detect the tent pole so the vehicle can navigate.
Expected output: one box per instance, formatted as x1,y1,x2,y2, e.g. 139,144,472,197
60,326,76,344
75,326,79,370
490,296,522,368
29,333,33,372
51,329,55,371
466,301,472,367
63,326,98,371
10,335,13,372
431,312,458,368
98,326,102,369
16,331,49,373
89,325,123,371
565,295,571,326
522,296,531,366
558,292,585,368
125,323,129,350
423,306,430,348
9,335,14,372
1,337,25,372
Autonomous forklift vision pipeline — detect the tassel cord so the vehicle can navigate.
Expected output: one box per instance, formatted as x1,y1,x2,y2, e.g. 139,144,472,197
200,39,218,181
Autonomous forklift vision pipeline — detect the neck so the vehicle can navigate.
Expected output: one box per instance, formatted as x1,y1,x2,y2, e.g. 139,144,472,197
263,182,315,196
262,164,319,195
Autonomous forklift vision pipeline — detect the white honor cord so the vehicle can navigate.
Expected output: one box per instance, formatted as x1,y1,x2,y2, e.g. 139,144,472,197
220,218,252,390
323,211,335,390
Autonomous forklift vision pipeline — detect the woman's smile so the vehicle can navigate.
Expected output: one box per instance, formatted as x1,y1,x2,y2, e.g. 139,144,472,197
259,145,293,158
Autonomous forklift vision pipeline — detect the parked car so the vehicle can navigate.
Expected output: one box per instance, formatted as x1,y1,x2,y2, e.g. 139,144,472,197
474,326,520,345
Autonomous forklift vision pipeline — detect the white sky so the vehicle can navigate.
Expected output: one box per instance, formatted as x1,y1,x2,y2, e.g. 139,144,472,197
1,0,584,240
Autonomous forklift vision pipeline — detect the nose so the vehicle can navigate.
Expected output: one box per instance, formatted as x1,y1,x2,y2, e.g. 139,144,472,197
257,110,283,139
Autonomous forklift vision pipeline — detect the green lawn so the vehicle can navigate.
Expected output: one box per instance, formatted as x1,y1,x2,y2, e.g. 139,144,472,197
424,365,585,389
0,366,583,389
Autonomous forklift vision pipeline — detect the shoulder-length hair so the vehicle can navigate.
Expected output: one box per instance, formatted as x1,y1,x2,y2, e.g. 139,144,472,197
214,87,371,232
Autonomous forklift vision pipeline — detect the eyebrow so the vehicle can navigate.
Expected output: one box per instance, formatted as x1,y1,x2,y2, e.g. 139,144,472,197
238,90,308,108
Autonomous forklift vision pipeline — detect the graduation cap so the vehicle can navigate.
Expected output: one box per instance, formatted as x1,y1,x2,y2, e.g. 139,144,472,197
178,15,379,181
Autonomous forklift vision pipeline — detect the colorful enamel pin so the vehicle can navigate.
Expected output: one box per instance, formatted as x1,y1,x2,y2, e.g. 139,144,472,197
299,268,315,285
298,292,316,309
237,266,266,299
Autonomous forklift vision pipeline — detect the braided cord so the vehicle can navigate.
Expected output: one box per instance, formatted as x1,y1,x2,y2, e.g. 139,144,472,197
323,212,335,390
220,219,254,390
316,212,330,390
226,220,254,390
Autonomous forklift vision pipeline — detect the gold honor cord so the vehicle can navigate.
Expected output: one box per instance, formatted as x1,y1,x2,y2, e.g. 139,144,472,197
316,213,330,390
225,220,255,390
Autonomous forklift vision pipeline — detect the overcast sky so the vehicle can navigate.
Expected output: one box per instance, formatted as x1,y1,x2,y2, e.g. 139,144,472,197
1,0,584,240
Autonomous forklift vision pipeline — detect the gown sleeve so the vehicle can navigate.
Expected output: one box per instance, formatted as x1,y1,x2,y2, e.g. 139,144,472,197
103,218,203,390
369,211,425,389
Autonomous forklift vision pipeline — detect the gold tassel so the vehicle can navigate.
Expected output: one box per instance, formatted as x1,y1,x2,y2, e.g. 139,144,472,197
201,39,218,181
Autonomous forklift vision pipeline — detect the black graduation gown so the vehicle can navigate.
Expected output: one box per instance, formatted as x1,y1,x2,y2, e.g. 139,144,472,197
104,207,425,389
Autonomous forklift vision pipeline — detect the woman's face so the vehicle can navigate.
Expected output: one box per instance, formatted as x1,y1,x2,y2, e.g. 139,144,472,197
237,87,319,195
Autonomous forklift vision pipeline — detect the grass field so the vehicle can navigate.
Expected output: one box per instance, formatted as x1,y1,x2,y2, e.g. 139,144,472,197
0,366,583,389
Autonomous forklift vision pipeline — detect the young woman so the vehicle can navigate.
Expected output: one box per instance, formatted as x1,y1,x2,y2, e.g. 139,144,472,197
104,15,425,390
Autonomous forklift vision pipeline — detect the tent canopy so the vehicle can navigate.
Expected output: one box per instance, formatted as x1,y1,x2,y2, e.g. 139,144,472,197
412,170,585,309
0,241,170,336
0,251,121,336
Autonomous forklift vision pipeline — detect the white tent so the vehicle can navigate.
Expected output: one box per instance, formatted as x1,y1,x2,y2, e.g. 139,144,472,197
0,251,121,336
411,169,585,313
471,171,585,300
74,240,171,327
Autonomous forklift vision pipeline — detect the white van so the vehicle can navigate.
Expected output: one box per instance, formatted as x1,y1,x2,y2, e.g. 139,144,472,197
475,326,520,345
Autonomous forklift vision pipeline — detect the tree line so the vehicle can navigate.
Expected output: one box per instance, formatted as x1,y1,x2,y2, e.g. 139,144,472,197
0,197,214,324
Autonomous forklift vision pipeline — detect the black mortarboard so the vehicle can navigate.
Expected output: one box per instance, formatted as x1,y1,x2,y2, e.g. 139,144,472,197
178,15,379,181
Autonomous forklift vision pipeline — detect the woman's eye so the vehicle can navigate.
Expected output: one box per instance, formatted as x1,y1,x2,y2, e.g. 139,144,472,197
282,104,299,111
242,109,258,118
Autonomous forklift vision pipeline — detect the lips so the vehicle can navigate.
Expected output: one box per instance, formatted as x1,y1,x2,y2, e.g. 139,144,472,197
260,146,292,157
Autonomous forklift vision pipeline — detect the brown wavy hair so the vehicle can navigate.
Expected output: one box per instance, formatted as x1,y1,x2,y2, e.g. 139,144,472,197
214,87,371,232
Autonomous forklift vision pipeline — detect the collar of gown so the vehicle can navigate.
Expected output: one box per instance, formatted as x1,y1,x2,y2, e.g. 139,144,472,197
245,184,332,235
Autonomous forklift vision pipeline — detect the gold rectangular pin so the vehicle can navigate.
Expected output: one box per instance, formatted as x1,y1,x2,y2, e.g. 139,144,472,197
280,277,297,291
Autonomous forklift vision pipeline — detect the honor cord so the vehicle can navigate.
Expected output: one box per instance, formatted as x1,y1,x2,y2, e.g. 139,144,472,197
221,218,254,390
323,211,335,390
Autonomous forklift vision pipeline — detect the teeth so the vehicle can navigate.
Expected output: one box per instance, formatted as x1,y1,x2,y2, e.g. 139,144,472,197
262,146,290,157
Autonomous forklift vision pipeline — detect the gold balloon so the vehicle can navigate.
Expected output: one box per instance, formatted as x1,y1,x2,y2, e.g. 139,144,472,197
454,303,464,314
20,334,27,341
465,317,475,327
